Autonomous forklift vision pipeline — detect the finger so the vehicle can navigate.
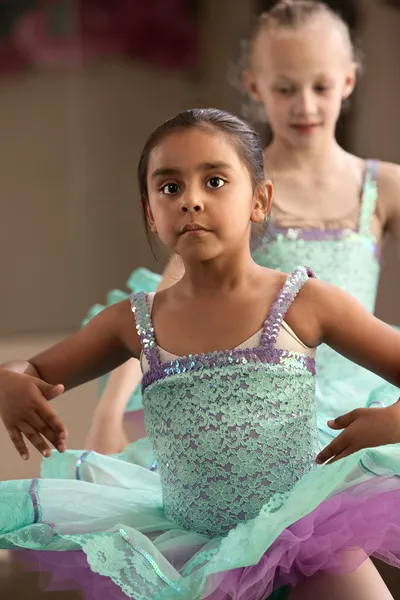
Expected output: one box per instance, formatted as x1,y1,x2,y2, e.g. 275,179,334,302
44,383,65,401
328,410,359,430
8,427,29,460
20,422,52,457
37,380,64,400
35,400,68,440
32,412,66,452
326,446,351,464
316,433,348,464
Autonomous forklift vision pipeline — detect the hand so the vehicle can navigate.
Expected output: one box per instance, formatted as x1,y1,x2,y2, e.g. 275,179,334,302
316,402,400,465
0,369,67,459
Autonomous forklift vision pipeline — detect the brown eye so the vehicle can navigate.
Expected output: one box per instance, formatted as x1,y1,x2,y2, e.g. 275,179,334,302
206,177,225,189
161,183,180,195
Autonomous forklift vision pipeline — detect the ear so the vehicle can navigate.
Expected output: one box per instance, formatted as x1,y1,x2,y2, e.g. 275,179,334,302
142,197,157,233
242,69,263,103
342,62,357,100
251,180,274,224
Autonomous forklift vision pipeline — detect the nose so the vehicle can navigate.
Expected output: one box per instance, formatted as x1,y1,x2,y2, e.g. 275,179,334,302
293,89,318,117
179,191,204,214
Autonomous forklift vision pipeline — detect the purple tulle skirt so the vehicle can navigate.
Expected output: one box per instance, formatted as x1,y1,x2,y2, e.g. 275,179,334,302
17,479,400,600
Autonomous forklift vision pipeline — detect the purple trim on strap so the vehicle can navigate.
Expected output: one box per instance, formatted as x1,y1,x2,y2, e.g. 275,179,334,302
138,266,315,390
261,265,314,348
29,478,42,524
75,450,92,480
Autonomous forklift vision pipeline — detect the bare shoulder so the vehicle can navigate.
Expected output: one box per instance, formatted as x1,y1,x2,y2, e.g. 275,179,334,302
377,161,400,208
106,298,141,356
377,161,400,193
284,276,363,348
375,161,400,233
27,298,141,390
257,267,323,348
77,297,141,359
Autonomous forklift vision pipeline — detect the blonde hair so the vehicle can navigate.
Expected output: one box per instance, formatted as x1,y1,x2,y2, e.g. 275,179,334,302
232,0,361,124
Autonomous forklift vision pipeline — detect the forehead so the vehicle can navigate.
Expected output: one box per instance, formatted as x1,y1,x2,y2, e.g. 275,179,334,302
252,18,351,78
148,127,244,173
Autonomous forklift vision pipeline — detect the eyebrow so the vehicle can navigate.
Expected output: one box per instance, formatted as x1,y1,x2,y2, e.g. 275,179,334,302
150,161,233,179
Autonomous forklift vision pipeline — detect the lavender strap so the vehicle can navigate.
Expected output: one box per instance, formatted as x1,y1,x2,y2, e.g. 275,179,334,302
261,266,315,349
358,159,378,236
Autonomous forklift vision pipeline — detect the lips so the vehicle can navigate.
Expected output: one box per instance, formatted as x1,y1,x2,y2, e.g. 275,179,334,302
180,223,209,234
290,123,320,133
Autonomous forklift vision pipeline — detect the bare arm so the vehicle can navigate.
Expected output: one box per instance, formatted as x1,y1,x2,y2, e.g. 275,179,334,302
84,257,184,453
298,279,400,463
303,279,400,386
378,162,400,241
88,256,183,414
25,299,139,391
88,256,183,417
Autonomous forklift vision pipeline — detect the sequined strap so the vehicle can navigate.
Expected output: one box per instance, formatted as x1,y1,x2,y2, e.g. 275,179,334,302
261,266,315,348
358,159,378,235
129,291,160,370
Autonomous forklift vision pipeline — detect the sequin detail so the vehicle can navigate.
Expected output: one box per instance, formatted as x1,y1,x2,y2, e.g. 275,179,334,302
130,295,159,371
75,451,92,480
131,266,318,537
119,528,181,591
131,266,315,390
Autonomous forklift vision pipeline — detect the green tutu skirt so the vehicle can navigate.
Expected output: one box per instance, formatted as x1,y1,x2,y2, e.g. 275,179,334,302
2,444,400,599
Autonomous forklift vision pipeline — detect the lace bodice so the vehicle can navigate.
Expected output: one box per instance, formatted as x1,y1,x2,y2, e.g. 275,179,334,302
130,266,318,537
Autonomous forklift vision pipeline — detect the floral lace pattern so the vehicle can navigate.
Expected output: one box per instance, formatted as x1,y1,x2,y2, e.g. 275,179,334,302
132,266,318,537
144,366,317,536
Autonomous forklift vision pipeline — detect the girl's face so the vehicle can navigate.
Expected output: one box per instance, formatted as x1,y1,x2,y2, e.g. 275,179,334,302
244,18,356,148
145,126,271,262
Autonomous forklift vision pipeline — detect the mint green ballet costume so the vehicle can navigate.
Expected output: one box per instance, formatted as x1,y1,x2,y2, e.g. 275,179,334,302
4,266,400,600
84,161,398,459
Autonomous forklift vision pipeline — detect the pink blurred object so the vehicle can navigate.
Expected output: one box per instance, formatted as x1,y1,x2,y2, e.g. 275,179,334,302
11,0,198,70
0,40,30,76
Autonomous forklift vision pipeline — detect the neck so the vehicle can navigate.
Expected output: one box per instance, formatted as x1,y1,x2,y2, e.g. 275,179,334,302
266,135,345,173
178,247,259,296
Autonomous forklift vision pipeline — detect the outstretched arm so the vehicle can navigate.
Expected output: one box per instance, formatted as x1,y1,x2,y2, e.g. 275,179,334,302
302,279,400,463
84,256,184,454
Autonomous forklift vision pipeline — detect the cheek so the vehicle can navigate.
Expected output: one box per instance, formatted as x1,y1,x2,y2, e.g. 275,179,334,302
265,97,290,125
324,93,343,119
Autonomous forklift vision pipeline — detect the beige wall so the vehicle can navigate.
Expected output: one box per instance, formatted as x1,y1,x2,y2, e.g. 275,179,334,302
0,1,254,337
0,63,196,335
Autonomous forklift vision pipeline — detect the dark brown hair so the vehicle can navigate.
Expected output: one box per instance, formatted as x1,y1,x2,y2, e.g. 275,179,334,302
137,108,267,255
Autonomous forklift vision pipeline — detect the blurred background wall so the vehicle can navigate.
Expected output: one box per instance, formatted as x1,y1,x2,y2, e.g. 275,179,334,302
0,0,399,597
